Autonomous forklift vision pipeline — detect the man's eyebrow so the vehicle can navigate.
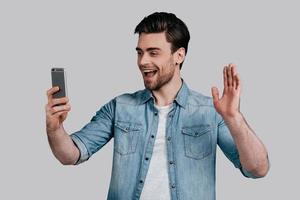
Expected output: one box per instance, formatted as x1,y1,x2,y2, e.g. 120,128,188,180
135,47,161,52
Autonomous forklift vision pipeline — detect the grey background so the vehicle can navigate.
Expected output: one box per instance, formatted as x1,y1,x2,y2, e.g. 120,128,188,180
0,0,299,199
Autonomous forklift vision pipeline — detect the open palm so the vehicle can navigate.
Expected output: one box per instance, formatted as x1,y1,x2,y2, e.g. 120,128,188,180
211,63,241,119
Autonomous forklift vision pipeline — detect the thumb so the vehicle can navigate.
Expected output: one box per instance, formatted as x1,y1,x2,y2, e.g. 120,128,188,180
211,87,220,103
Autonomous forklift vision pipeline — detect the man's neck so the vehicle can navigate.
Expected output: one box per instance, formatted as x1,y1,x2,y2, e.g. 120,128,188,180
152,75,182,107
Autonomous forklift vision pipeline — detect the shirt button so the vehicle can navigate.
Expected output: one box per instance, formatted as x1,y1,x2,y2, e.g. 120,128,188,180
169,161,174,165
171,184,176,189
169,114,173,118
145,157,149,161
154,112,158,116
140,180,143,184
151,135,155,139
167,136,171,141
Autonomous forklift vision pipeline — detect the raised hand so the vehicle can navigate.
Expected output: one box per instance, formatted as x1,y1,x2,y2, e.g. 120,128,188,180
45,87,71,134
211,63,241,119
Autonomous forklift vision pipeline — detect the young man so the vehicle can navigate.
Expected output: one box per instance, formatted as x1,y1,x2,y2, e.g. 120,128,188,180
45,12,269,200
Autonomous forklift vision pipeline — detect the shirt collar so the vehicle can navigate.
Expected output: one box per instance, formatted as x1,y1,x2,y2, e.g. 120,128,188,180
139,79,189,109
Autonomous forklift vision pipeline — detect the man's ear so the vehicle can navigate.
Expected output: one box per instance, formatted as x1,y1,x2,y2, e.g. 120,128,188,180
175,47,186,66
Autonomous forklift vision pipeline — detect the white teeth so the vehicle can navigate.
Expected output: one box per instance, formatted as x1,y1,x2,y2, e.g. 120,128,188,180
143,69,156,73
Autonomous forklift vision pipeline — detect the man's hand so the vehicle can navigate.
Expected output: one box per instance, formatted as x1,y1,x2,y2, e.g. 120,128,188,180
45,86,71,134
211,63,241,120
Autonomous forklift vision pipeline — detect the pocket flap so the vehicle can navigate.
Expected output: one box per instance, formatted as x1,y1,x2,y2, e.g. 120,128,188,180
182,125,211,137
115,121,142,133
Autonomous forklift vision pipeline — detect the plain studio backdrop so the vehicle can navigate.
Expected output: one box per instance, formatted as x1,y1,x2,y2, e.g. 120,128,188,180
0,0,299,199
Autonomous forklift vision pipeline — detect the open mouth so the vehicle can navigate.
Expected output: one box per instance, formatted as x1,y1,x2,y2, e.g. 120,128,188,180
143,69,158,78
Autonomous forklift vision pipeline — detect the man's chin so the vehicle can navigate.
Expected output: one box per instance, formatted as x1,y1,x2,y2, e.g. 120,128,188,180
144,81,156,91
144,83,153,90
145,82,162,91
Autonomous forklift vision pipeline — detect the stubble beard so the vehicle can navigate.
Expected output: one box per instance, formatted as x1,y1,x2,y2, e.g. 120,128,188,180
144,64,176,91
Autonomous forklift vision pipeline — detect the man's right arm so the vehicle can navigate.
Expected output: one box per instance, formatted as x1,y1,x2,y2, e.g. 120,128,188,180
45,87,79,165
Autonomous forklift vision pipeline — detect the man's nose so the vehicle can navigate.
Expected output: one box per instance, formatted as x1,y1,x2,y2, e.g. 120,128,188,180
139,54,151,66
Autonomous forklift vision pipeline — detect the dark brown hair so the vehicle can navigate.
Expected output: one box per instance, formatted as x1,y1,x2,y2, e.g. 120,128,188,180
134,12,190,69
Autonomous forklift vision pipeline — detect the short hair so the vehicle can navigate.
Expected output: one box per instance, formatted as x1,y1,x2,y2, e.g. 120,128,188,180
134,12,190,69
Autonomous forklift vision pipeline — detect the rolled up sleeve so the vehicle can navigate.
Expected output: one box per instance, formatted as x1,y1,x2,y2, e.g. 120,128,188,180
217,115,258,179
70,134,90,165
70,99,115,165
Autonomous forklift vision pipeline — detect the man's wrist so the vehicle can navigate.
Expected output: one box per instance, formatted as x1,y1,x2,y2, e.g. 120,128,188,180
46,124,64,137
223,111,243,123
223,112,245,136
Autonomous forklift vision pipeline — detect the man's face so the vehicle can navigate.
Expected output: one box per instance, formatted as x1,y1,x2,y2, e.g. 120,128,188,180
136,32,178,91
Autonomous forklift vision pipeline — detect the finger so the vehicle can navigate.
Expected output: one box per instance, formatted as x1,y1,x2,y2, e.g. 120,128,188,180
49,97,69,107
49,104,71,115
53,110,69,118
230,63,237,76
235,73,241,90
223,66,228,90
47,86,60,101
231,64,237,88
46,102,70,114
227,64,233,87
211,87,220,103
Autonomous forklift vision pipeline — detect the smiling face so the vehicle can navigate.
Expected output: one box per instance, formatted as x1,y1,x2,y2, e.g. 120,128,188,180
136,32,181,91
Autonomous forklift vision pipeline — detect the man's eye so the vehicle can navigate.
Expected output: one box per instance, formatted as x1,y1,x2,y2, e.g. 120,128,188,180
150,51,158,56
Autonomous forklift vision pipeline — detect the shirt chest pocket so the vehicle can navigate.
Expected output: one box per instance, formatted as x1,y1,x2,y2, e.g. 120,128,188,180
114,121,142,155
182,125,212,160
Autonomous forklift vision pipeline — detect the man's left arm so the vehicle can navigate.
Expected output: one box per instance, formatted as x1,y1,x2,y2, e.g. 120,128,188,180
212,63,269,178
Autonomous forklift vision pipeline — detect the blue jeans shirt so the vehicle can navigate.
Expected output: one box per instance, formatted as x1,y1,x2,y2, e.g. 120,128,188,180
70,80,257,200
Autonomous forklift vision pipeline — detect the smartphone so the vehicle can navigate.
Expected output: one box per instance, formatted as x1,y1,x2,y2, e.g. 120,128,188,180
51,68,67,99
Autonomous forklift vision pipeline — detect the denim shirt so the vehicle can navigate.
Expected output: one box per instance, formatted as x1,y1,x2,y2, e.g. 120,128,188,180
70,80,257,200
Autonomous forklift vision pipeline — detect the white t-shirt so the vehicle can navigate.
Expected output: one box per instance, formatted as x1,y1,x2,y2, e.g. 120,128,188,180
140,104,172,200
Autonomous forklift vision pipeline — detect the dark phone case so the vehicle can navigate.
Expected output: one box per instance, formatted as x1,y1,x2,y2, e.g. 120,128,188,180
51,68,66,98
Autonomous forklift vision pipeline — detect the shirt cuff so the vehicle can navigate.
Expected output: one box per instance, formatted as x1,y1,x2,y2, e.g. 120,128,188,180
232,157,260,179
240,167,260,179
70,134,90,165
